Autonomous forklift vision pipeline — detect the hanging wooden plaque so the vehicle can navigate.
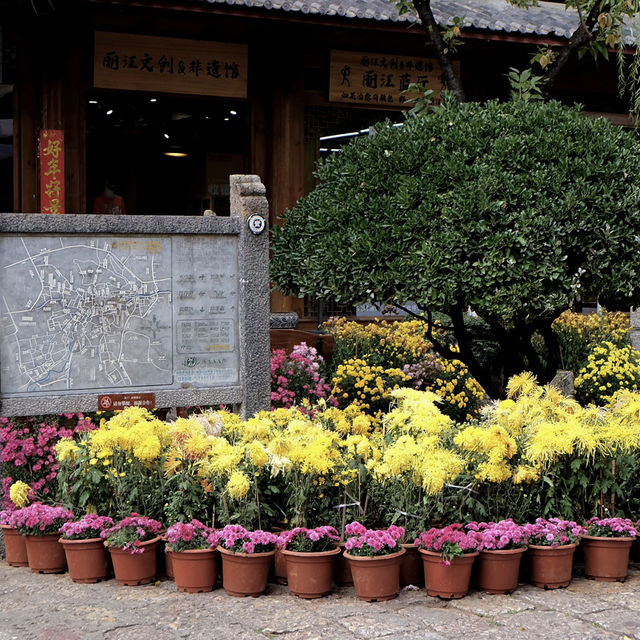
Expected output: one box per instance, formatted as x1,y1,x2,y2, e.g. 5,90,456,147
94,32,248,98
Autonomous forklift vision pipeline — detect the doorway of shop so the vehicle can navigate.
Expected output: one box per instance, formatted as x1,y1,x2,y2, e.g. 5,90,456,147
86,92,248,216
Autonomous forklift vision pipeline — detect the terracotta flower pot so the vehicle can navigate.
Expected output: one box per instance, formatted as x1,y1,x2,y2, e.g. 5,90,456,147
60,537,112,583
107,536,160,586
476,547,526,594
400,543,424,587
344,547,405,602
1,525,28,567
273,548,288,584
24,532,67,574
581,535,633,582
218,547,275,597
168,548,218,593
420,549,477,599
165,548,175,580
528,543,577,589
281,546,340,599
334,541,353,586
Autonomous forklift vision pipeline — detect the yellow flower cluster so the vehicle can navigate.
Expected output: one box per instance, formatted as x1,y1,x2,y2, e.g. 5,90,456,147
426,358,485,422
323,317,435,369
575,342,640,406
332,357,410,421
454,371,640,485
552,309,630,372
553,309,629,343
9,480,31,508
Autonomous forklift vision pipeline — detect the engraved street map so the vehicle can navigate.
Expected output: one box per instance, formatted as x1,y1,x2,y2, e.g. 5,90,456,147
0,235,239,396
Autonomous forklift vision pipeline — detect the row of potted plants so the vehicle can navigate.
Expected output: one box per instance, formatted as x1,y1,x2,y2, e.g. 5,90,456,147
2,506,638,602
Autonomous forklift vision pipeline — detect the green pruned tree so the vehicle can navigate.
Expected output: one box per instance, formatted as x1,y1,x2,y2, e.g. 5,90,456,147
271,99,640,397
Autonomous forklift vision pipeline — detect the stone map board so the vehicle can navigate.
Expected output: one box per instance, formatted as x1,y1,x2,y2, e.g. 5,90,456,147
0,175,271,418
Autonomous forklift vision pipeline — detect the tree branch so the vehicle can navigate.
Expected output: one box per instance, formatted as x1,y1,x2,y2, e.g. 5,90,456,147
541,0,604,92
412,0,466,101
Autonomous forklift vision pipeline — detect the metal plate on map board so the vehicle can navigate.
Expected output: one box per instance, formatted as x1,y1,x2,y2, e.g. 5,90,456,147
98,393,156,410
0,234,239,397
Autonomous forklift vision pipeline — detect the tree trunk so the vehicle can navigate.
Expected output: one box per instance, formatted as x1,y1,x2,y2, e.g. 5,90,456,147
412,0,466,101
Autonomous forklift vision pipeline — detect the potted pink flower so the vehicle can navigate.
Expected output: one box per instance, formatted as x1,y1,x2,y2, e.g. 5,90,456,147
466,519,528,594
101,513,163,585
278,525,341,598
343,522,406,602
165,520,220,593
15,503,74,573
0,509,28,567
217,525,279,597
415,524,484,599
523,518,586,589
58,514,114,583
581,516,638,582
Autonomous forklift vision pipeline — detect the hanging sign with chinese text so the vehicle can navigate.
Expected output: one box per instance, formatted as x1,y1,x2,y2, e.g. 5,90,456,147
94,32,248,98
40,130,65,214
329,50,456,107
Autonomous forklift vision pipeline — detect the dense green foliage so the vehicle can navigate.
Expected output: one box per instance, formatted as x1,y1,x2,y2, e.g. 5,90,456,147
272,99,640,395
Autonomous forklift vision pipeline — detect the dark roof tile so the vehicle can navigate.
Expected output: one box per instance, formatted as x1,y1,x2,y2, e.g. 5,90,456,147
184,0,638,44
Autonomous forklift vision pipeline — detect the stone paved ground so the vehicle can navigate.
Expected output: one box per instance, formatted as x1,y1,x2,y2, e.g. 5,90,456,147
1,560,639,640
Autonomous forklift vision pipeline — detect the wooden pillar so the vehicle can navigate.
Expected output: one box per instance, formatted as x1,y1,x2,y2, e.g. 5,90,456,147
15,38,38,212
14,24,86,213
266,51,305,315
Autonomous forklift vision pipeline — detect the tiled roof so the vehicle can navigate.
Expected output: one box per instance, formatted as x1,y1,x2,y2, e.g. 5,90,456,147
196,0,639,45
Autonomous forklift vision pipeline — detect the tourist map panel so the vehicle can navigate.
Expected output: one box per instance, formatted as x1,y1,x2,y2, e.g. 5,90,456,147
0,234,239,396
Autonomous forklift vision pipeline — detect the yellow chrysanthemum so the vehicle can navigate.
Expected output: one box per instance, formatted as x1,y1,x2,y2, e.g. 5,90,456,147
226,470,251,500
9,480,31,507
55,437,81,462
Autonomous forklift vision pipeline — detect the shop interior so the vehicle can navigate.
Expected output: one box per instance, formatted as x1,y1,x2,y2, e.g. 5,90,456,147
86,92,249,216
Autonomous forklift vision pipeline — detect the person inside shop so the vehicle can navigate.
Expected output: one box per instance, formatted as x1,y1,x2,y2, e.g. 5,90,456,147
93,179,126,215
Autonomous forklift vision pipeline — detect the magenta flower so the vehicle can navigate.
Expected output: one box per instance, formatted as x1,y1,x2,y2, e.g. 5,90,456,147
59,513,114,540
344,523,405,557
278,526,339,552
165,520,218,552
13,503,74,536
466,519,527,550
102,514,163,555
218,525,278,554
586,517,638,539
416,523,484,565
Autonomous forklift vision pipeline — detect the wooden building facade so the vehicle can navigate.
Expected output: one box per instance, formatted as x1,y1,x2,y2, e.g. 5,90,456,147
1,0,632,323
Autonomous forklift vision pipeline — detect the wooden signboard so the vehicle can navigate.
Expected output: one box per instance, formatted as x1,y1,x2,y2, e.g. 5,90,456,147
40,130,65,214
329,50,456,107
94,32,248,98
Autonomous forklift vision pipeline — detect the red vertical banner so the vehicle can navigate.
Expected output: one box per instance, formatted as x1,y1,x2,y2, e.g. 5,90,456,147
40,130,65,214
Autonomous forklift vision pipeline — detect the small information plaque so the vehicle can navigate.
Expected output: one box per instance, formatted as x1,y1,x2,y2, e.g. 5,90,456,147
98,392,156,411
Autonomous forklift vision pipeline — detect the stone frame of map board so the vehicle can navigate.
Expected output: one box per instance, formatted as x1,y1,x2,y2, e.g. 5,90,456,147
0,174,270,419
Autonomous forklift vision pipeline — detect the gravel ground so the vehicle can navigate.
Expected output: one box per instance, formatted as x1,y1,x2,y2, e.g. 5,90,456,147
1,558,639,640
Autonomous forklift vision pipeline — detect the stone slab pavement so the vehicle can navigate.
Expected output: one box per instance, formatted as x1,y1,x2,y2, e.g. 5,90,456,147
1,560,639,640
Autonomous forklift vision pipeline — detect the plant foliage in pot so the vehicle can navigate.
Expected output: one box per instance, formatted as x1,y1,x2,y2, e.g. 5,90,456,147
102,513,163,586
416,523,483,599
217,525,278,597
165,520,221,593
468,519,527,595
581,517,637,582
523,518,586,589
343,522,406,602
0,508,28,567
59,513,114,583
278,525,341,599
16,503,74,573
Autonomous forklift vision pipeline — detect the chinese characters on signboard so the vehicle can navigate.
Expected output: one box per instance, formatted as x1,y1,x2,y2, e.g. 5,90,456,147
329,50,456,106
40,130,65,214
94,32,248,98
